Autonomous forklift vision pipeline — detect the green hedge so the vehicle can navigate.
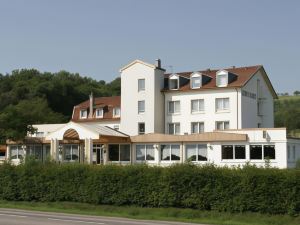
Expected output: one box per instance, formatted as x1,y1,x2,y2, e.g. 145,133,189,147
0,161,299,215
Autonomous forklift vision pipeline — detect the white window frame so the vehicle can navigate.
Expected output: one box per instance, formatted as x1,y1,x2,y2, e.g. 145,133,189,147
95,108,104,118
168,123,180,135
221,145,246,160
108,144,131,163
135,144,155,162
160,144,181,162
80,109,88,119
168,101,180,114
191,99,204,113
138,100,145,114
113,107,120,117
215,98,230,112
169,75,179,90
191,74,201,89
191,122,204,134
215,121,230,130
63,144,79,162
185,144,207,162
216,71,228,87
9,145,25,160
249,144,276,161
138,79,145,92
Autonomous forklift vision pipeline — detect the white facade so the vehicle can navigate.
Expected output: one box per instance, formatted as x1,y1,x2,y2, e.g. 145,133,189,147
241,70,274,128
5,59,300,168
120,60,165,136
164,89,240,134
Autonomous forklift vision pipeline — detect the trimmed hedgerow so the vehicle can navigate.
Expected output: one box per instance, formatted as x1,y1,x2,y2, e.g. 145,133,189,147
0,161,299,215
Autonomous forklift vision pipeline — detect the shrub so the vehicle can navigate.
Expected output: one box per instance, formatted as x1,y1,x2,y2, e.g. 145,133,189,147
0,162,299,215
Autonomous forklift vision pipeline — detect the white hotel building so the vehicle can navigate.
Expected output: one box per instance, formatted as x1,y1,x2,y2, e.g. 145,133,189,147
4,59,300,168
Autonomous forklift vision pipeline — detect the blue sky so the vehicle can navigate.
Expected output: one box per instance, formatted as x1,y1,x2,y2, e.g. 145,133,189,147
0,0,299,93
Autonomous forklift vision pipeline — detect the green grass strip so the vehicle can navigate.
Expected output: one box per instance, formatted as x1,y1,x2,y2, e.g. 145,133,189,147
0,201,299,225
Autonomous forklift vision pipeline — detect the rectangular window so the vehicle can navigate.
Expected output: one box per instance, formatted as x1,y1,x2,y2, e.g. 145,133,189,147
222,145,233,159
95,108,103,118
217,74,227,87
216,98,230,111
221,145,245,160
264,145,275,159
288,145,291,160
191,99,204,113
168,101,180,114
138,100,145,114
138,79,145,91
27,145,43,160
186,144,207,161
10,145,24,160
138,123,145,135
250,145,262,160
80,109,87,119
120,144,131,161
161,144,180,161
113,107,120,117
191,77,201,89
216,121,230,130
136,144,155,161
169,79,178,90
108,144,130,162
63,145,79,162
168,123,180,135
191,122,204,134
108,144,119,161
235,145,246,159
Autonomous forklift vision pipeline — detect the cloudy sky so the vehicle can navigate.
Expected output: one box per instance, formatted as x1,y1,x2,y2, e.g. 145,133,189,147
0,0,299,93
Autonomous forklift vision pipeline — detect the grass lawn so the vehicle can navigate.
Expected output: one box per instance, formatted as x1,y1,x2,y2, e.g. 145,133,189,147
0,201,299,225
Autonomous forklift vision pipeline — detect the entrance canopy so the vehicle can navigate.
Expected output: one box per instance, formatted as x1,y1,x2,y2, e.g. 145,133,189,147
45,121,128,141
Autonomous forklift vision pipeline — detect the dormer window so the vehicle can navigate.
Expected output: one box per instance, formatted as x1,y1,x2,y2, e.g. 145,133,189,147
216,70,228,87
169,74,179,90
191,73,201,89
216,70,237,87
80,109,87,119
95,108,103,118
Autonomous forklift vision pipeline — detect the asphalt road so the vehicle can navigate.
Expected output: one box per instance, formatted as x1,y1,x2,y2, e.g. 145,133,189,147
0,208,206,225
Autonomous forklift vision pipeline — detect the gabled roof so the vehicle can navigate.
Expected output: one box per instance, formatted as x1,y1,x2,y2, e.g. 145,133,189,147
130,132,247,143
72,96,121,121
120,59,156,72
45,121,127,140
162,65,277,98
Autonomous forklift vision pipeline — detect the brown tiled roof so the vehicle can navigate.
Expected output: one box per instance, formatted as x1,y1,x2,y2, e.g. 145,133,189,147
162,65,264,92
72,96,121,122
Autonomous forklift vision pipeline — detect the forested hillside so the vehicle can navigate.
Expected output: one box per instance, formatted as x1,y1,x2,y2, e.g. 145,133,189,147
0,69,120,143
0,68,299,143
275,95,300,137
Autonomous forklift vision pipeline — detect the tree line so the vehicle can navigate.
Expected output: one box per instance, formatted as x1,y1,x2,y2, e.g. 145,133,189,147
0,69,299,143
0,69,120,143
